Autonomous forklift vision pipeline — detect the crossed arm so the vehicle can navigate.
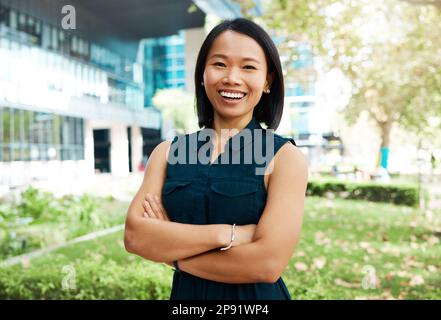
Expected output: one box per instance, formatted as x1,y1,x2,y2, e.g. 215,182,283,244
124,140,308,284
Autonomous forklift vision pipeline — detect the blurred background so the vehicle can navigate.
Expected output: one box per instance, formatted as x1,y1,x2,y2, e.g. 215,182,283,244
0,0,439,299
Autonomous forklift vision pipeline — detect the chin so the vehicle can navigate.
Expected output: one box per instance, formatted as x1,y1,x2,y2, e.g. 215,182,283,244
214,106,247,119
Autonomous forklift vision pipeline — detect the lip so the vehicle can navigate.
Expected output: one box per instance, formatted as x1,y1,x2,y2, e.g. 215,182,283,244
218,89,247,94
217,89,247,105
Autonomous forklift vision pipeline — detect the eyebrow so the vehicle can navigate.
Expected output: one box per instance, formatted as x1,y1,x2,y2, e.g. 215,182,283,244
208,53,261,64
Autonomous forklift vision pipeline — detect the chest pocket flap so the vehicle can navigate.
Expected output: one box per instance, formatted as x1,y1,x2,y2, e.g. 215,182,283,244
163,180,192,195
210,181,258,197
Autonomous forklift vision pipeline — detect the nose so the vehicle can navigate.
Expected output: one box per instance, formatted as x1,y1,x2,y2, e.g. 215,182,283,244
222,67,242,86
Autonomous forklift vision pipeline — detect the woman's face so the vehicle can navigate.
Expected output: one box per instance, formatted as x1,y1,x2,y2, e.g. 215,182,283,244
203,30,272,120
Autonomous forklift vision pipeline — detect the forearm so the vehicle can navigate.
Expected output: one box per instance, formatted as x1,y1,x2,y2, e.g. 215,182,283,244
125,216,230,263
178,240,275,284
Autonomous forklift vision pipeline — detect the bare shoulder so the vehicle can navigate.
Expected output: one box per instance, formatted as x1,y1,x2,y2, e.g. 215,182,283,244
276,142,308,170
152,139,173,157
147,139,172,170
264,139,308,190
139,140,173,193
144,140,171,182
269,142,309,187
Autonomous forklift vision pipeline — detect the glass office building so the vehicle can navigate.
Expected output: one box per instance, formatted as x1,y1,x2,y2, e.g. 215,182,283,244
0,0,210,188
0,108,84,162
278,40,343,167
143,31,186,106
278,41,317,139
0,5,143,164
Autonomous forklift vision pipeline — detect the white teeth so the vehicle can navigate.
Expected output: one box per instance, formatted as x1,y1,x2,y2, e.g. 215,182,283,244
219,91,245,99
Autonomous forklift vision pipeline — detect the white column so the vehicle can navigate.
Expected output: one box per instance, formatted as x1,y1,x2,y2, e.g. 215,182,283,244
185,27,206,93
84,120,95,175
110,124,129,177
131,126,144,173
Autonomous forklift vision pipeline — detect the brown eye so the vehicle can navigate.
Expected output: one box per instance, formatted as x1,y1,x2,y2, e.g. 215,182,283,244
214,62,226,67
243,65,257,70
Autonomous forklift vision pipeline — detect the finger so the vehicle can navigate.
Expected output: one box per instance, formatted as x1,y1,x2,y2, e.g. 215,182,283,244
143,196,157,218
152,194,168,221
155,195,170,221
144,193,157,218
142,201,151,217
147,194,165,220
142,200,147,213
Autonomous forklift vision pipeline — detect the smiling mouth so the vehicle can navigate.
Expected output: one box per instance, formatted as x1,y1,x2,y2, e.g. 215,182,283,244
218,90,247,101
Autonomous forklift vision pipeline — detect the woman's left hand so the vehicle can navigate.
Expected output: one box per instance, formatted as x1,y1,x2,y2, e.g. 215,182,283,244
142,193,173,267
142,193,170,221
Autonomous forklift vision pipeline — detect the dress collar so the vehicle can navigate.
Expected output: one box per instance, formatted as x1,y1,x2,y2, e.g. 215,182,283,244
230,116,262,151
197,116,263,152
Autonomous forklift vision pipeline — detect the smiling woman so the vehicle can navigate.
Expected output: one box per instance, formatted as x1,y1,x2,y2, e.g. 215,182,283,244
124,18,308,300
203,32,270,112
195,19,284,130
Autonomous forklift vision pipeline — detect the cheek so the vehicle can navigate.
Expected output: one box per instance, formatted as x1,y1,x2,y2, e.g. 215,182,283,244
247,77,266,96
248,91,263,106
203,70,220,104
203,68,220,87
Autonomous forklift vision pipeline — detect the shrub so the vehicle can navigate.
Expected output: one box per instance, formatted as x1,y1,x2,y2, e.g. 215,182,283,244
0,187,123,259
16,187,54,221
306,179,421,207
0,258,172,299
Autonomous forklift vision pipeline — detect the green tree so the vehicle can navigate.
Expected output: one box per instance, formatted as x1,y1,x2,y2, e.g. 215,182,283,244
255,0,441,170
401,0,441,9
152,88,198,134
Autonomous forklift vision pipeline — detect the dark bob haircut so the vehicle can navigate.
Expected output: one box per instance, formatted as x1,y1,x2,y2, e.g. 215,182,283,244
194,18,284,130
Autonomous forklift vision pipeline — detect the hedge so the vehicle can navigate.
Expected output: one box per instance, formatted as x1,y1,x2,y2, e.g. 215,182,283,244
306,179,423,207
0,256,173,300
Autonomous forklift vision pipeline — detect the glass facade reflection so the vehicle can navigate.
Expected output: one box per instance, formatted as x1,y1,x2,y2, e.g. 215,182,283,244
272,38,317,138
0,3,144,110
0,2,152,165
143,31,186,106
0,107,84,162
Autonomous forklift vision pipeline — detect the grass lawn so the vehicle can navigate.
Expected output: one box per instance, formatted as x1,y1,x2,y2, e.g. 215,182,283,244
0,196,439,299
0,193,130,260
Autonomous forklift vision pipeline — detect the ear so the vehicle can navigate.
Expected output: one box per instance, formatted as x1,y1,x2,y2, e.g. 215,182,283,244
265,72,275,90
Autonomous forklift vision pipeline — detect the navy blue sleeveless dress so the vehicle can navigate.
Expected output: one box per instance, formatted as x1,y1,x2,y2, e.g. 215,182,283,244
162,116,296,300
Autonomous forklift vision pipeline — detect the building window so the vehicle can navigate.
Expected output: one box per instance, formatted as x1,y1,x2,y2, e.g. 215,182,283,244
176,44,184,54
0,5,10,26
51,27,58,50
0,108,84,162
59,30,70,54
18,12,26,32
35,20,41,35
176,69,185,79
9,9,17,29
41,24,50,49
27,16,34,34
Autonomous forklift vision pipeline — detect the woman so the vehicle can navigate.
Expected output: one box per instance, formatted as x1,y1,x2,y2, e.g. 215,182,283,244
124,18,308,300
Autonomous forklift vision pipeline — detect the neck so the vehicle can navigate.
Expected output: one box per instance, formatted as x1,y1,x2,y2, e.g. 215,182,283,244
212,112,253,141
